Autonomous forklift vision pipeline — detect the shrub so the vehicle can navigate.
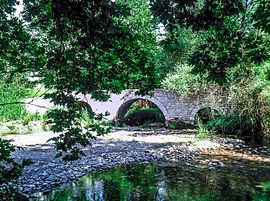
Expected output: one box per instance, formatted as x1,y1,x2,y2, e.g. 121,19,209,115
124,108,165,126
190,61,270,139
207,115,255,136
223,61,270,138
167,120,194,129
196,122,215,140
162,63,209,94
22,112,42,125
124,101,165,126
125,101,143,119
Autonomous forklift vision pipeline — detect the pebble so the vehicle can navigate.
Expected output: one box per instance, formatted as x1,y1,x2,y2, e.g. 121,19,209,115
0,128,269,199
3,147,194,197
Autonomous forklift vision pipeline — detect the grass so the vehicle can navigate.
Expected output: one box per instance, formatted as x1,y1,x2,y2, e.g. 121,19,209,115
195,122,216,140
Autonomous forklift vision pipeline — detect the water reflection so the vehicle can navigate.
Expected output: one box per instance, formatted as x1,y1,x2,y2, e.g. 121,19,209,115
84,179,104,201
156,170,166,201
31,164,270,201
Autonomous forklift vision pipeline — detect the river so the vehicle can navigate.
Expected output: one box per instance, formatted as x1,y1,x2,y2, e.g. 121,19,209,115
31,163,270,201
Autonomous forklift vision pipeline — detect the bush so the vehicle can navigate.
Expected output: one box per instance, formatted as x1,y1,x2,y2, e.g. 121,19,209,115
162,63,209,94
124,108,165,126
124,101,165,126
196,122,215,140
207,115,255,136
0,81,49,135
167,119,194,129
21,112,42,125
223,61,270,138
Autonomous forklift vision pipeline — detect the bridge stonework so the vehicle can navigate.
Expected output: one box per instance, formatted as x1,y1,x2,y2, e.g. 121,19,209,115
82,89,228,125
26,89,229,125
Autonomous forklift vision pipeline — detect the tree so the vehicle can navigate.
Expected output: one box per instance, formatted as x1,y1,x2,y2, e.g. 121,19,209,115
20,0,160,160
254,0,270,34
0,0,33,184
0,0,31,82
151,0,270,83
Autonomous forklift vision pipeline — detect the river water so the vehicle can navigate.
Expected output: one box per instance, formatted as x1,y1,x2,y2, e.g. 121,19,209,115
31,163,270,201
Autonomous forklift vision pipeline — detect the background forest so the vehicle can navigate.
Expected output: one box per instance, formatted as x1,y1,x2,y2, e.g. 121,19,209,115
0,0,270,182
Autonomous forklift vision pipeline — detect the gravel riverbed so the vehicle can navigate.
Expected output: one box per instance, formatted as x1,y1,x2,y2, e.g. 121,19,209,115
1,128,270,199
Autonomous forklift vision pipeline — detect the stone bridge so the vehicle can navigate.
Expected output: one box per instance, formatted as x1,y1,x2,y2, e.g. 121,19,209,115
27,89,228,125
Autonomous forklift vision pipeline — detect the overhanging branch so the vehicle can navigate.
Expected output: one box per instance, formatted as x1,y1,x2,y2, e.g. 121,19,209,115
0,101,49,109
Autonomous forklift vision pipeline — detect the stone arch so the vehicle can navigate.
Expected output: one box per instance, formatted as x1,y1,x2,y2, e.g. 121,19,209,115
77,100,93,114
190,104,224,124
115,95,170,123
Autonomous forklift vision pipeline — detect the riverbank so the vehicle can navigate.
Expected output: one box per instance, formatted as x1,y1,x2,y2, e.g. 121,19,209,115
1,128,270,199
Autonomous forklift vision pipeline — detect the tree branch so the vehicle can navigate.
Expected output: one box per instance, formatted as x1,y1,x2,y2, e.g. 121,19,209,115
0,101,49,109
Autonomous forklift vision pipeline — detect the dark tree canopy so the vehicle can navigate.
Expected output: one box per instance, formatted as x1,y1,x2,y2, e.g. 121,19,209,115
0,0,31,82
23,0,158,99
150,0,244,31
20,0,160,160
254,0,270,33
151,0,270,83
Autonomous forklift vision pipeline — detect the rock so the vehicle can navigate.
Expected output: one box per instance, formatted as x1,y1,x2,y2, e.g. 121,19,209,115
207,161,225,169
260,150,269,155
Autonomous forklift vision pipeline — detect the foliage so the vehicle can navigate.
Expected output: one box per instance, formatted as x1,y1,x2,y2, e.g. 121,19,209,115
218,61,270,137
252,61,270,135
162,26,199,63
196,122,215,140
116,0,159,56
154,0,270,137
47,107,111,160
124,101,145,118
0,80,44,136
167,120,193,129
254,0,270,34
207,115,250,136
252,181,270,201
20,0,160,160
190,29,270,83
23,0,159,96
204,61,270,137
0,138,31,183
21,112,42,125
0,81,30,121
125,108,165,126
123,101,165,126
155,25,200,77
152,0,270,82
151,0,244,30
162,63,209,94
195,107,220,125
0,0,32,83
